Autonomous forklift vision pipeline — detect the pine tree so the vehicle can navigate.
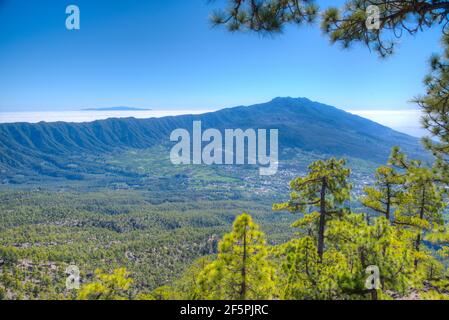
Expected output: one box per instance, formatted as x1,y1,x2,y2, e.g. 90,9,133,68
322,0,449,57
273,209,417,300
327,214,418,299
274,235,350,299
389,148,447,268
210,0,318,33
77,268,133,300
273,158,351,261
196,214,276,300
361,165,404,222
212,1,449,58
417,35,449,165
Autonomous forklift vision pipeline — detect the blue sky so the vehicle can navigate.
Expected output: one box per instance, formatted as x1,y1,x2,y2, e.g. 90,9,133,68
0,0,443,112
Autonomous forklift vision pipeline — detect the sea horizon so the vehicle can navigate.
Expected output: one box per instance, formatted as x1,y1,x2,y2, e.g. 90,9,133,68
0,109,216,124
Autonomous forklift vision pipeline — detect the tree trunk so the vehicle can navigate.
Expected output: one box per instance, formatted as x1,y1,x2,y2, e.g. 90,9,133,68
240,224,247,300
414,232,422,269
318,177,327,262
414,188,426,269
386,184,391,222
371,289,378,300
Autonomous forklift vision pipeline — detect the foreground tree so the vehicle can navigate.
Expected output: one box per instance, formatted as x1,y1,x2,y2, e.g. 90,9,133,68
361,165,404,222
272,156,441,300
418,35,449,163
196,214,276,300
389,148,446,268
210,0,318,32
322,0,449,57
326,214,416,300
274,158,351,261
77,268,133,300
274,235,344,299
212,1,449,57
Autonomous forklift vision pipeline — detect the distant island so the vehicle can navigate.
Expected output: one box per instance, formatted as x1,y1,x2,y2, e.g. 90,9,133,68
81,107,152,111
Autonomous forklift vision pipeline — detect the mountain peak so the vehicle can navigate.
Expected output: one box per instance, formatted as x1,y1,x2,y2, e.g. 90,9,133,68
270,97,312,104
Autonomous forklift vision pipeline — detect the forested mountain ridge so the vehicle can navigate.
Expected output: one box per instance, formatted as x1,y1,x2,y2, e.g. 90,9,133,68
0,97,424,181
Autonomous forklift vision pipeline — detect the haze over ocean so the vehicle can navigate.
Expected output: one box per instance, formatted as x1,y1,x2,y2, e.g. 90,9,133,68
0,107,424,138
0,109,215,124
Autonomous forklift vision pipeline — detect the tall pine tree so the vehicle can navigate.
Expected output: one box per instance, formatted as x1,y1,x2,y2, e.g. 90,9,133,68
274,158,351,261
361,165,404,223
389,148,446,268
196,214,276,300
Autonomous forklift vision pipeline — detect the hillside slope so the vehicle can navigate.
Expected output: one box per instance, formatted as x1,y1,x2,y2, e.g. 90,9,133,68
0,97,425,181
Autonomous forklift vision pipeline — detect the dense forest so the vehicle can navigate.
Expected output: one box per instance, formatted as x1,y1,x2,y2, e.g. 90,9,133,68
0,190,296,299
2,147,449,300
